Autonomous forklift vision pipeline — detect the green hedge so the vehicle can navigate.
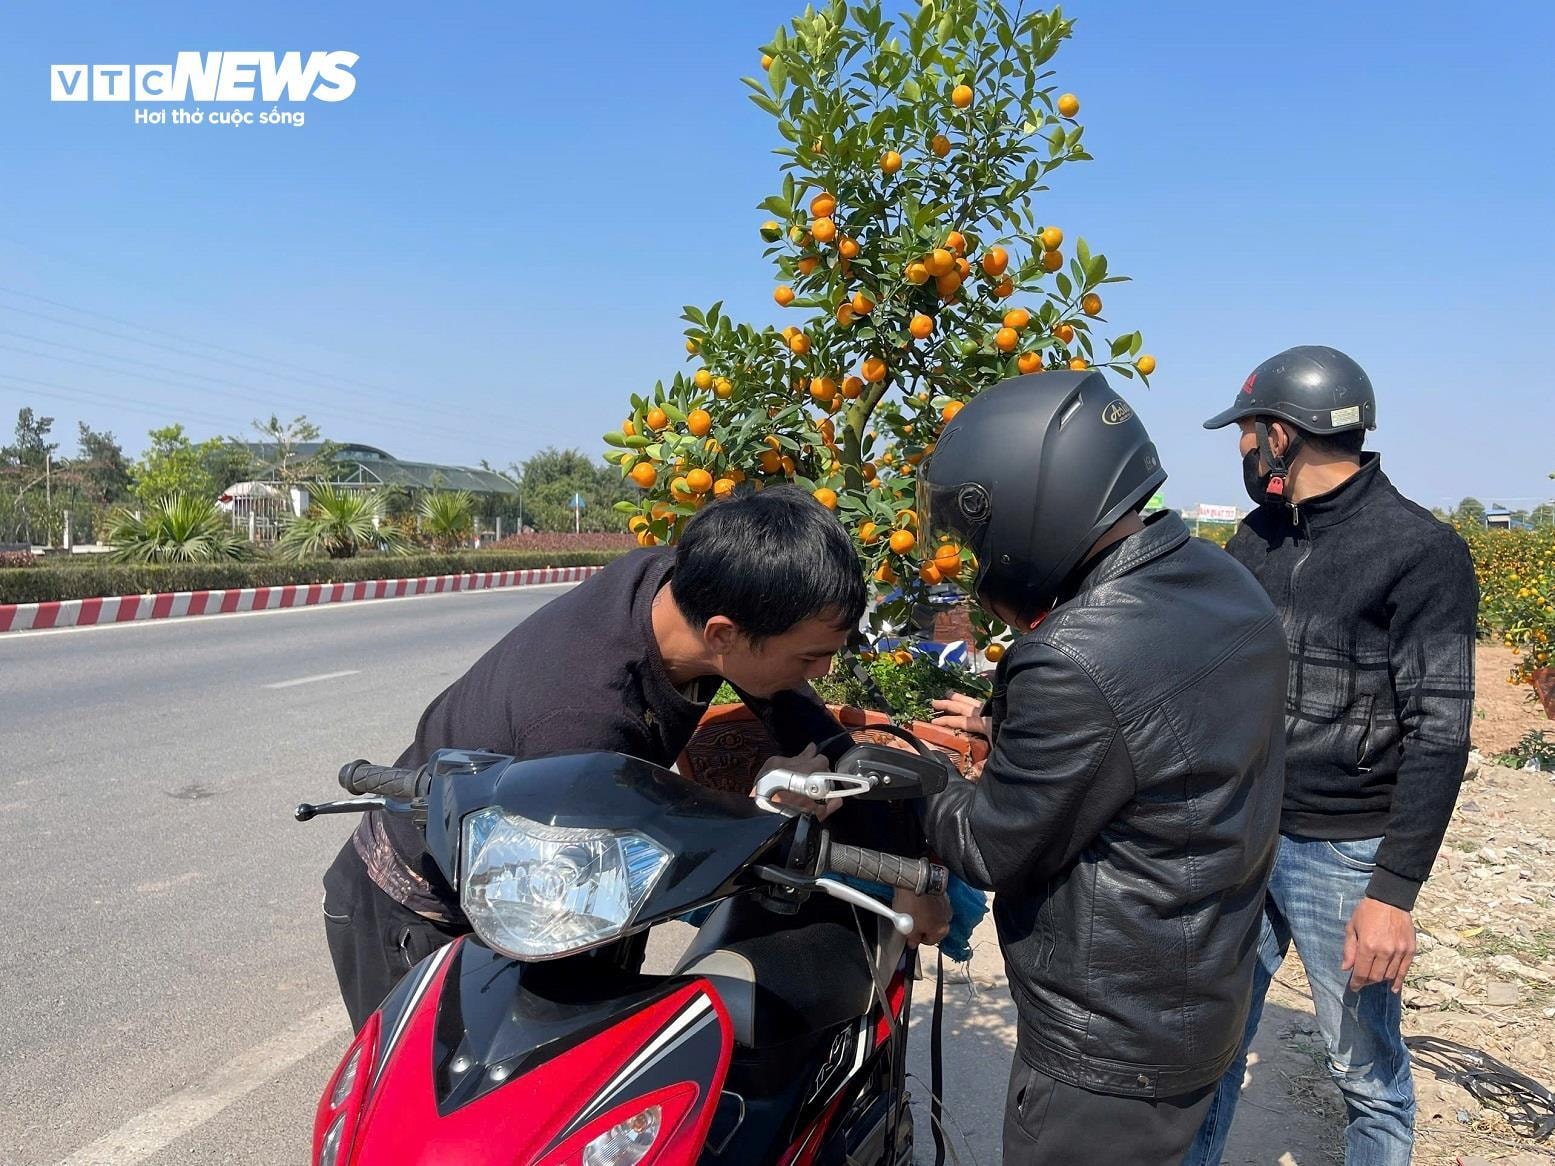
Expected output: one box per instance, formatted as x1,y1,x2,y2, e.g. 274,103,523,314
0,550,629,605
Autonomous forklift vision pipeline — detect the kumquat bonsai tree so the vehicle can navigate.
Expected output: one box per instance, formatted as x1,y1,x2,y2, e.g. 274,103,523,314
605,0,1155,668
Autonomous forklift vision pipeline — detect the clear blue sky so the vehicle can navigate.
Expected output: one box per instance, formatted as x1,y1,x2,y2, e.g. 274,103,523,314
3,1,1551,513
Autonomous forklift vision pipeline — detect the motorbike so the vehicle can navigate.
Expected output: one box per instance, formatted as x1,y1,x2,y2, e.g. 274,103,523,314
295,731,952,1166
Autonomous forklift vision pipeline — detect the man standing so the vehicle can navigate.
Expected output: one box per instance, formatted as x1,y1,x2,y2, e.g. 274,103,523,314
919,370,1288,1165
1187,346,1479,1165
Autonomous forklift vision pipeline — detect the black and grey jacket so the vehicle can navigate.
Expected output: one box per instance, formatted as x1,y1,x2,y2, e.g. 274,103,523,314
1227,453,1478,910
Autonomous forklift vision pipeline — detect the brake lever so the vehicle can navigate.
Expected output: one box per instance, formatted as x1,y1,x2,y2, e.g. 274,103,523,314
815,878,915,936
753,864,914,936
294,795,423,822
752,769,874,815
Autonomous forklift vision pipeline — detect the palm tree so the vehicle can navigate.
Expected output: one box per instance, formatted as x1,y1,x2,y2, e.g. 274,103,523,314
418,490,474,552
276,484,405,560
106,494,256,563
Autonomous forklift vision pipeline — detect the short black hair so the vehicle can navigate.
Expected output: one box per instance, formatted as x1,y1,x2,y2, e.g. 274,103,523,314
673,485,866,641
1300,427,1366,457
1263,416,1366,458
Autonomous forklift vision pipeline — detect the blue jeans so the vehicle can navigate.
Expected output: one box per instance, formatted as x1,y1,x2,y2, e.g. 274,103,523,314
1184,834,1414,1166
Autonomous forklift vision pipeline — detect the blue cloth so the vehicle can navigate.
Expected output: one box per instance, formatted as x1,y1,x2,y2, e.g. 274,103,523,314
1185,835,1415,1166
838,871,988,962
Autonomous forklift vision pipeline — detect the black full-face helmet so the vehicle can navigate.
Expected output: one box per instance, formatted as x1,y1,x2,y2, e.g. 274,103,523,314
919,370,1166,628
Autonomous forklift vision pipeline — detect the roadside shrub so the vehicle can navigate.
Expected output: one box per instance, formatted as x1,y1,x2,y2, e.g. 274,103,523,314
0,549,630,605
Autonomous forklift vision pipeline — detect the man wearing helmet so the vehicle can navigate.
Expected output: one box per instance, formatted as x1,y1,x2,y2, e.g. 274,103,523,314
917,370,1288,1164
1186,346,1478,1166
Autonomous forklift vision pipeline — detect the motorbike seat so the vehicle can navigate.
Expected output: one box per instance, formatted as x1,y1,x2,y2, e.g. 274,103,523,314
673,896,878,1048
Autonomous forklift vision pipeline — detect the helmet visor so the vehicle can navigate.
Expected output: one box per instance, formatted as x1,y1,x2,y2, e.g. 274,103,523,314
916,474,991,590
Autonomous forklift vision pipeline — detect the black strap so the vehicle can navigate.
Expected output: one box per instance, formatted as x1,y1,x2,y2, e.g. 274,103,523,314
1254,418,1303,505
931,949,946,1166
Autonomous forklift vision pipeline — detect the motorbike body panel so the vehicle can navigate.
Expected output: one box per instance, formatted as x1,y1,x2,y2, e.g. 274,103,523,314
322,938,733,1165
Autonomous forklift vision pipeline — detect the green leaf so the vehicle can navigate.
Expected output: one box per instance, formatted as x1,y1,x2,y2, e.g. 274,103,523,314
758,195,791,218
1055,271,1072,299
624,435,651,449
603,431,627,447
613,500,640,515
1076,236,1091,269
748,92,782,117
902,77,921,102
769,54,789,97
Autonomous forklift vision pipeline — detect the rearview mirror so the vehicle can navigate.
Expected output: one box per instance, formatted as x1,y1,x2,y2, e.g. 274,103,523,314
833,742,952,800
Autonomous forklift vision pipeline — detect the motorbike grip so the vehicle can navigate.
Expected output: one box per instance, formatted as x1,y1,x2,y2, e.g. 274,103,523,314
337,760,426,800
826,842,948,896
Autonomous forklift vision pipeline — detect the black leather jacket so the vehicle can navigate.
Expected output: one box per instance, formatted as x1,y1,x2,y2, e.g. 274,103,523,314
924,512,1287,1098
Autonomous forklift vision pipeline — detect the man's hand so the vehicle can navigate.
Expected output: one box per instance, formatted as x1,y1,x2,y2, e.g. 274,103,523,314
930,691,991,740
753,743,840,820
893,887,952,948
1342,897,1416,993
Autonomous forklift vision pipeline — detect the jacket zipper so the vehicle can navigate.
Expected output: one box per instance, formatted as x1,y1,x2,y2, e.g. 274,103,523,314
1287,505,1313,611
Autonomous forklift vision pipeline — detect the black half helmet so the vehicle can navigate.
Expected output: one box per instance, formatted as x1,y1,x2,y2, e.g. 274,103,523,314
918,370,1166,627
1203,345,1376,435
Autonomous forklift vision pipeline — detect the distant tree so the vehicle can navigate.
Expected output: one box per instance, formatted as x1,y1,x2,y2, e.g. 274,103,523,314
1530,502,1555,529
1,407,57,471
1455,497,1487,528
133,425,225,504
244,414,337,486
73,423,133,505
516,447,632,532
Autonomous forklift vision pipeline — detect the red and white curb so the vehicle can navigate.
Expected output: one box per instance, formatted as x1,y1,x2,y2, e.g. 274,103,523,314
0,565,602,634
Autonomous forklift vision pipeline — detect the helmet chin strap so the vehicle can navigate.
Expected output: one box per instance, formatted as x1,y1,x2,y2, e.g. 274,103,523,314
1254,419,1302,503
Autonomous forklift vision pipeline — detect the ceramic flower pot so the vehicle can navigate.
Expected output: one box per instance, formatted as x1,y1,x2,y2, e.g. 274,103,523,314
676,701,990,795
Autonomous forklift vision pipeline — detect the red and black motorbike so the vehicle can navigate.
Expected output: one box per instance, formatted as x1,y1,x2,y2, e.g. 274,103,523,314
294,735,951,1166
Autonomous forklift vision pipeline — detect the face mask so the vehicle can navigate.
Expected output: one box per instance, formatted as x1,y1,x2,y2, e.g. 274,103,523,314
1242,448,1275,506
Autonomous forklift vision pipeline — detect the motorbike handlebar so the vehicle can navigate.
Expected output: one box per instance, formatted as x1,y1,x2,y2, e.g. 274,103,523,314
337,760,427,801
825,841,948,897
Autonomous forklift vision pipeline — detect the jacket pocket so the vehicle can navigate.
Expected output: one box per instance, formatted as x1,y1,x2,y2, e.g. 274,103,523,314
322,889,352,926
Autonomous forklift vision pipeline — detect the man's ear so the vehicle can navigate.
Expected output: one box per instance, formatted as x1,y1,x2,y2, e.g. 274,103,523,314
702,615,743,655
1267,421,1292,459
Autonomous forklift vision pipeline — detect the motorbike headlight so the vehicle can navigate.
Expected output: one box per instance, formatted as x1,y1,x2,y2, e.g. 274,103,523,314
460,808,671,960
582,1104,662,1166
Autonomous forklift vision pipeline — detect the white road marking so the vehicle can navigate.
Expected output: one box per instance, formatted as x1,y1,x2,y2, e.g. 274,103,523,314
264,669,362,689
2,581,578,639
54,1004,350,1166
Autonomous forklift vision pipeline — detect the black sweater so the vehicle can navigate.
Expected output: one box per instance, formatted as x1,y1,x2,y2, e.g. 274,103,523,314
350,547,870,919
1227,454,1478,910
